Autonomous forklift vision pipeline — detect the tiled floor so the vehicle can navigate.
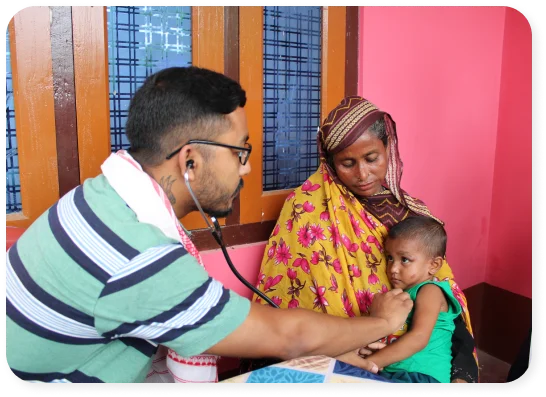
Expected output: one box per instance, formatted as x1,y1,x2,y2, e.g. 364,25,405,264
477,349,511,383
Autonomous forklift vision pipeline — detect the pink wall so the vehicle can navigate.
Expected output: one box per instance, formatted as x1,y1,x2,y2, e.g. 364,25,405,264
358,7,507,290
202,242,267,300
485,8,532,298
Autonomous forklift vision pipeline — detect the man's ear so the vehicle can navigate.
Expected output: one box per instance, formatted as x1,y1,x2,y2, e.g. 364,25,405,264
428,256,443,276
177,145,198,182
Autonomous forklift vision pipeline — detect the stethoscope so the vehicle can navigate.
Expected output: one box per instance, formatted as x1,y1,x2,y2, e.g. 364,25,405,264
184,161,280,308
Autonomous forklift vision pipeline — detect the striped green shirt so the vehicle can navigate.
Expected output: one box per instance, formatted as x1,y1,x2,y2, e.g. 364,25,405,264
6,174,251,382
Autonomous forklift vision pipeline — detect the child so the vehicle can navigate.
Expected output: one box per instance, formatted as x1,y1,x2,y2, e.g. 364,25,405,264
366,216,461,383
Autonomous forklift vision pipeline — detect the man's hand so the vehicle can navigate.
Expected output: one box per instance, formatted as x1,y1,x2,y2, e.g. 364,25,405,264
451,378,468,383
335,350,379,373
368,289,413,333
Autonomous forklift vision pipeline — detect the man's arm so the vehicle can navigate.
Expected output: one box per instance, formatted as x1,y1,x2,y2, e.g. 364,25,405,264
365,284,444,369
206,289,413,360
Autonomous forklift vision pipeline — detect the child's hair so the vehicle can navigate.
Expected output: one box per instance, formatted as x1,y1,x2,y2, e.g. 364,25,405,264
387,216,447,258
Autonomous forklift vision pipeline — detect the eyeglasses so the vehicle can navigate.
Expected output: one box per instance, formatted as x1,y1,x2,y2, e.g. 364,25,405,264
166,139,252,165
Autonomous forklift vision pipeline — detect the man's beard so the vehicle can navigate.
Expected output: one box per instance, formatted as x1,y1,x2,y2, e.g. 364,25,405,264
201,179,244,219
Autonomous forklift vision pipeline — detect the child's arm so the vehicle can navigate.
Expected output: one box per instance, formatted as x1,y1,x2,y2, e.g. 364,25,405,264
366,284,447,369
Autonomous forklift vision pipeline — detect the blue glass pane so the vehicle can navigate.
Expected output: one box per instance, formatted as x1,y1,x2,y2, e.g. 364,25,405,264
263,6,322,191
6,29,21,213
107,6,192,151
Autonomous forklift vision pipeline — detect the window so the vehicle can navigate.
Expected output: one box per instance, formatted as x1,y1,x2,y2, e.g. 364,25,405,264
107,6,192,152
262,6,322,191
6,30,20,214
239,6,350,227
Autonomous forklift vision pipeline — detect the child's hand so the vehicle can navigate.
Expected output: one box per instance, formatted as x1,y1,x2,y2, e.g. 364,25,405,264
335,350,379,373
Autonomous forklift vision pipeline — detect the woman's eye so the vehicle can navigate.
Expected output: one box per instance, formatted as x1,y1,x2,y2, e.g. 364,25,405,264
366,156,378,163
341,162,354,168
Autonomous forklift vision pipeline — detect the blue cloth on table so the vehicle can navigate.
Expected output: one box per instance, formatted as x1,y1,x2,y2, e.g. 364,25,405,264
247,367,325,383
333,360,394,382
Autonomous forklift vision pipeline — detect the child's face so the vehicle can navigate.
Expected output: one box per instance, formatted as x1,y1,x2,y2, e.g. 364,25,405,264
384,237,439,290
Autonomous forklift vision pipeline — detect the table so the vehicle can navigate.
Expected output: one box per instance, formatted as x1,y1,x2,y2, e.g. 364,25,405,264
221,355,394,383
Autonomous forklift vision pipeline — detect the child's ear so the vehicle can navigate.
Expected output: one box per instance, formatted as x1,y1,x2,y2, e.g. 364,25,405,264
428,256,443,276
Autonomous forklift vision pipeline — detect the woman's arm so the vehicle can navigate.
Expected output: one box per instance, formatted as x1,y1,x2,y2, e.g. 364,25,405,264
450,315,479,383
366,284,445,369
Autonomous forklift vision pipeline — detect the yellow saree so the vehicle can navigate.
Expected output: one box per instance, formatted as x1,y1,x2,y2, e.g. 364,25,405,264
254,163,473,344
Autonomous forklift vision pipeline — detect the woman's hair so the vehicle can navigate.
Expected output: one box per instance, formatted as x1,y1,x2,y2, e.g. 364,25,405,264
326,117,388,168
369,117,388,147
387,216,447,258
125,66,246,166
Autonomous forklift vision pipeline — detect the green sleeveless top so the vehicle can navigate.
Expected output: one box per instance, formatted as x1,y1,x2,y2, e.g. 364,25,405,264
383,280,461,383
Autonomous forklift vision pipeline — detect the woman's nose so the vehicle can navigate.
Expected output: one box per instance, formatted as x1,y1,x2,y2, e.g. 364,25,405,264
358,164,369,181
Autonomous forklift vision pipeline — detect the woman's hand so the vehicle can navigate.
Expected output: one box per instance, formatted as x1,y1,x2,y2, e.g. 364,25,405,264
335,350,379,373
357,341,387,358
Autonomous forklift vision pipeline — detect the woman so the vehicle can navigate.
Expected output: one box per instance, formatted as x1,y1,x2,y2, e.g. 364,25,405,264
252,96,478,383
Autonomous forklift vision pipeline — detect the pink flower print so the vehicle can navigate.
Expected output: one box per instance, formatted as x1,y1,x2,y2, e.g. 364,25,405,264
368,271,380,285
256,272,266,288
332,259,343,274
297,224,313,248
328,225,342,248
285,191,296,202
341,234,359,256
272,224,280,237
451,282,467,312
387,335,399,345
309,223,327,241
272,296,283,307
310,279,329,312
349,211,365,238
264,275,283,292
311,251,321,265
293,257,310,274
329,274,338,292
342,290,356,317
380,284,389,294
360,209,378,230
367,235,384,253
323,171,333,184
302,201,315,213
275,239,293,265
286,218,293,232
360,241,373,255
287,268,297,280
339,195,347,211
355,288,374,313
288,298,299,308
320,211,330,222
267,241,277,260
302,180,321,195
352,265,362,278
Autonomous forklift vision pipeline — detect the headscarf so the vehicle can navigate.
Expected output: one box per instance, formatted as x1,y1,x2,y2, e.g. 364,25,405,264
318,96,441,226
